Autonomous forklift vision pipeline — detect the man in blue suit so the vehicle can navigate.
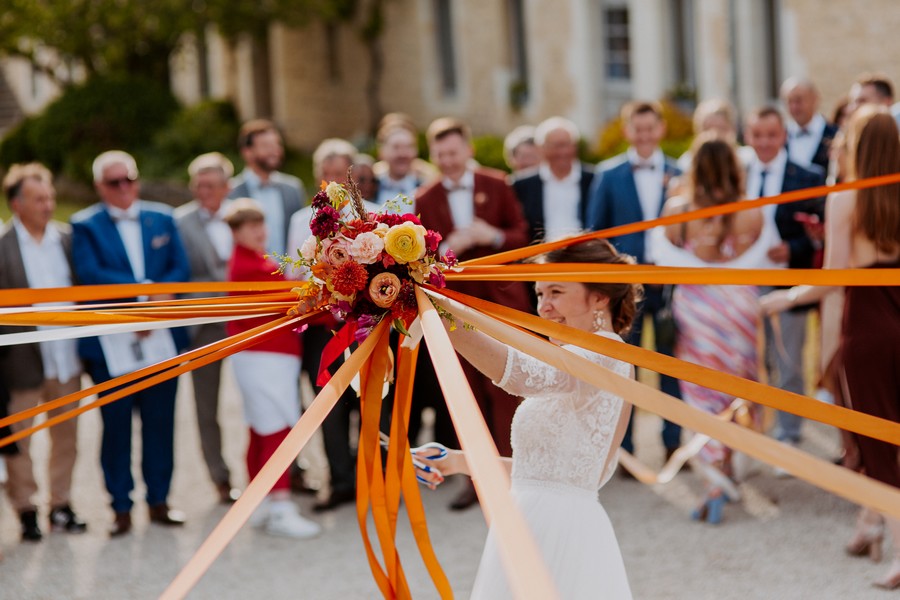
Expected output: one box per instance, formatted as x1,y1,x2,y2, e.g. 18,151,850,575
585,101,682,464
744,107,826,455
71,150,190,536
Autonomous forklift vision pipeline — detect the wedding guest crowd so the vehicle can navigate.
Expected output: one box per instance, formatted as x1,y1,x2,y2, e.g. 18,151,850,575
0,70,897,593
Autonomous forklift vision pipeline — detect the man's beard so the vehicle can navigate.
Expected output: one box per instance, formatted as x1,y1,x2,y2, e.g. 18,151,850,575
254,156,281,173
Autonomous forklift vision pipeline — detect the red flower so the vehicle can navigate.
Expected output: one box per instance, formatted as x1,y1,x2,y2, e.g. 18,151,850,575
342,219,378,239
400,213,422,225
331,261,369,296
425,230,442,252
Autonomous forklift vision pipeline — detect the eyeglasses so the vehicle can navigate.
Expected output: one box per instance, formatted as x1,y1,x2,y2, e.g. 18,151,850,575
102,176,137,188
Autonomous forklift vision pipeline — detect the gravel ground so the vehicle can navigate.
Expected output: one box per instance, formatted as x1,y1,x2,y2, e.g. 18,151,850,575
0,363,893,600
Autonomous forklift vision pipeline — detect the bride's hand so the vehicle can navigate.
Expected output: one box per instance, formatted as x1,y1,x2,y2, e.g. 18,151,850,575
411,443,467,489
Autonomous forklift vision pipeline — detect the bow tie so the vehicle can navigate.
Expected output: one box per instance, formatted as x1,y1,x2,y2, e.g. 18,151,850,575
631,162,656,171
444,183,472,193
108,208,139,222
794,128,811,137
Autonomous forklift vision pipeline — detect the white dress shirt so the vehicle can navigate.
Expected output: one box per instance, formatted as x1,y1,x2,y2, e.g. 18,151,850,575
627,147,665,221
539,162,582,240
376,173,419,212
444,170,476,229
200,206,233,262
13,218,81,384
107,202,146,281
786,113,826,167
242,169,286,255
746,148,788,222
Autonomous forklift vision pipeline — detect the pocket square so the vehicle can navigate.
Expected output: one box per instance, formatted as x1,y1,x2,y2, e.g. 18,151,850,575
151,234,170,250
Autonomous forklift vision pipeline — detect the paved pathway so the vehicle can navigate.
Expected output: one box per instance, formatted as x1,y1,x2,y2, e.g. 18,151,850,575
0,364,892,599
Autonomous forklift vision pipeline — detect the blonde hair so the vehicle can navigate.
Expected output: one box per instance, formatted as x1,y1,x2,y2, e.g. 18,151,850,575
223,197,265,230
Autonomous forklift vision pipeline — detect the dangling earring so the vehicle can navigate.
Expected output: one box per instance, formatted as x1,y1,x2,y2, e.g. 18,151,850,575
592,310,606,331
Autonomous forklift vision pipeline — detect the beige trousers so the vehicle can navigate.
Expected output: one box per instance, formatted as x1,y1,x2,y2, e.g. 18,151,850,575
5,378,81,512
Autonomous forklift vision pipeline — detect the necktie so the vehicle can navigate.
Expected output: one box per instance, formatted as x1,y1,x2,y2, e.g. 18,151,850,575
758,170,768,198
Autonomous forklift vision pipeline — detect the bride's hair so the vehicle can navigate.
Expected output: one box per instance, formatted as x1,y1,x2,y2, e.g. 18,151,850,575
531,238,643,337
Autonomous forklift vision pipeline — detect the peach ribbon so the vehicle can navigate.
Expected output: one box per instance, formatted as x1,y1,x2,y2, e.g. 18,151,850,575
415,286,561,600
429,291,900,521
461,171,900,266
446,264,900,285
433,287,900,447
159,319,390,600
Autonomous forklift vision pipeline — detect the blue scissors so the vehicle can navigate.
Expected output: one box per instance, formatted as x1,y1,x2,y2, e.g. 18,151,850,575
379,433,447,486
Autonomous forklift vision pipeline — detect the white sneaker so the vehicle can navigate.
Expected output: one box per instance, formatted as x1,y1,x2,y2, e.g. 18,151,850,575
265,501,321,539
248,497,271,529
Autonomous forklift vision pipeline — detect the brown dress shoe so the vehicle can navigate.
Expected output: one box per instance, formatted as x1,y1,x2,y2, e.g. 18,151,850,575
217,483,241,504
110,512,132,537
148,504,186,526
449,479,479,511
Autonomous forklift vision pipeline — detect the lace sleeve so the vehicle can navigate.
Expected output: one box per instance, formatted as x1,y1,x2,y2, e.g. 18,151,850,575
493,346,579,399
494,343,631,407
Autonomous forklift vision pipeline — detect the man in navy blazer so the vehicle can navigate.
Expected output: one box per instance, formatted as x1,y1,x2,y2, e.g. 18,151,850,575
71,150,190,536
585,101,683,462
781,78,838,172
512,116,594,243
745,107,826,451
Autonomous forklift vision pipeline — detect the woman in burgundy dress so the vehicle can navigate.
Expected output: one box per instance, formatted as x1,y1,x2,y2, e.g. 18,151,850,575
762,105,900,589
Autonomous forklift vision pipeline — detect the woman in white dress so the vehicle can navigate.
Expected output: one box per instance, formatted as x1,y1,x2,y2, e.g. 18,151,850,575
415,238,639,599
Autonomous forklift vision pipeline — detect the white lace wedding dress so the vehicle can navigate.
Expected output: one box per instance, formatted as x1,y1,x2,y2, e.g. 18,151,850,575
470,331,634,599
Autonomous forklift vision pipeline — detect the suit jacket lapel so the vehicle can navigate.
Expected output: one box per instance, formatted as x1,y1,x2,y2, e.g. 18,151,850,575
472,173,490,222
100,209,138,278
432,184,455,231
0,227,28,289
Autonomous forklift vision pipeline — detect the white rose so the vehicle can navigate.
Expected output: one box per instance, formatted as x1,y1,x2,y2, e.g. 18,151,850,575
349,231,385,264
299,235,318,261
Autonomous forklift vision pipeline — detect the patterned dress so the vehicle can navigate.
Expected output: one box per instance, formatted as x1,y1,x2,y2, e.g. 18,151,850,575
650,218,783,465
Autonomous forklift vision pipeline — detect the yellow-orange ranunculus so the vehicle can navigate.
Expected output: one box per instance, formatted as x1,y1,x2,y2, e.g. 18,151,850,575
383,222,427,264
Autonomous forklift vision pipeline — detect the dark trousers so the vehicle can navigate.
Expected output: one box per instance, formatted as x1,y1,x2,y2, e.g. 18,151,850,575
620,285,682,454
87,359,177,513
189,323,230,486
302,325,359,494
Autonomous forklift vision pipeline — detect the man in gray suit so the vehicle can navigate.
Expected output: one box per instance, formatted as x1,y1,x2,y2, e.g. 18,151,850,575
0,163,87,541
175,153,241,504
228,119,305,256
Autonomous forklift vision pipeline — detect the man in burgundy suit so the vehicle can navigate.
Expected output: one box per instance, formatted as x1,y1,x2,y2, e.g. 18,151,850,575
415,117,532,510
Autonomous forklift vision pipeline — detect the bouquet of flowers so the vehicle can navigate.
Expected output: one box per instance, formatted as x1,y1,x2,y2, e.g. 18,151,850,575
283,179,457,342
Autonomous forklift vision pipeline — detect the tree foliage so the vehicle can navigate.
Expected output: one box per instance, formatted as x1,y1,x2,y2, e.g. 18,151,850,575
0,0,361,86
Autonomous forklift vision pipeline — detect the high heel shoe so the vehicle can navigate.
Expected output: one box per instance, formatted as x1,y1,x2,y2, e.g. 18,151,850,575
846,525,884,562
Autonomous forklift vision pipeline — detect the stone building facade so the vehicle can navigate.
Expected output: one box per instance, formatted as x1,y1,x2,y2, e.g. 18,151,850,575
4,0,900,146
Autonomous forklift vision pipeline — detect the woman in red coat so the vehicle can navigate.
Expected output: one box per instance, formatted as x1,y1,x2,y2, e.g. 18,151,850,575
224,199,320,539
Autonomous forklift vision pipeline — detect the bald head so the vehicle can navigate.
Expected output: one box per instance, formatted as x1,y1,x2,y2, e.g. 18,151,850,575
780,77,820,128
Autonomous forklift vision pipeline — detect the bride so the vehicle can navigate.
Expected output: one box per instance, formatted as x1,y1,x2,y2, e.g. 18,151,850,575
414,238,639,599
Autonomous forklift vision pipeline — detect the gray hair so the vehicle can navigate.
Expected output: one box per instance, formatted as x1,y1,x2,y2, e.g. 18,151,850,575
92,150,139,183
534,117,580,147
312,138,358,180
188,152,235,180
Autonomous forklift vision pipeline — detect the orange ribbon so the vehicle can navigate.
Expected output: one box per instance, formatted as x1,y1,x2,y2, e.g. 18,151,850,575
462,171,900,266
415,286,561,600
431,291,900,521
160,319,390,600
433,288,900,447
